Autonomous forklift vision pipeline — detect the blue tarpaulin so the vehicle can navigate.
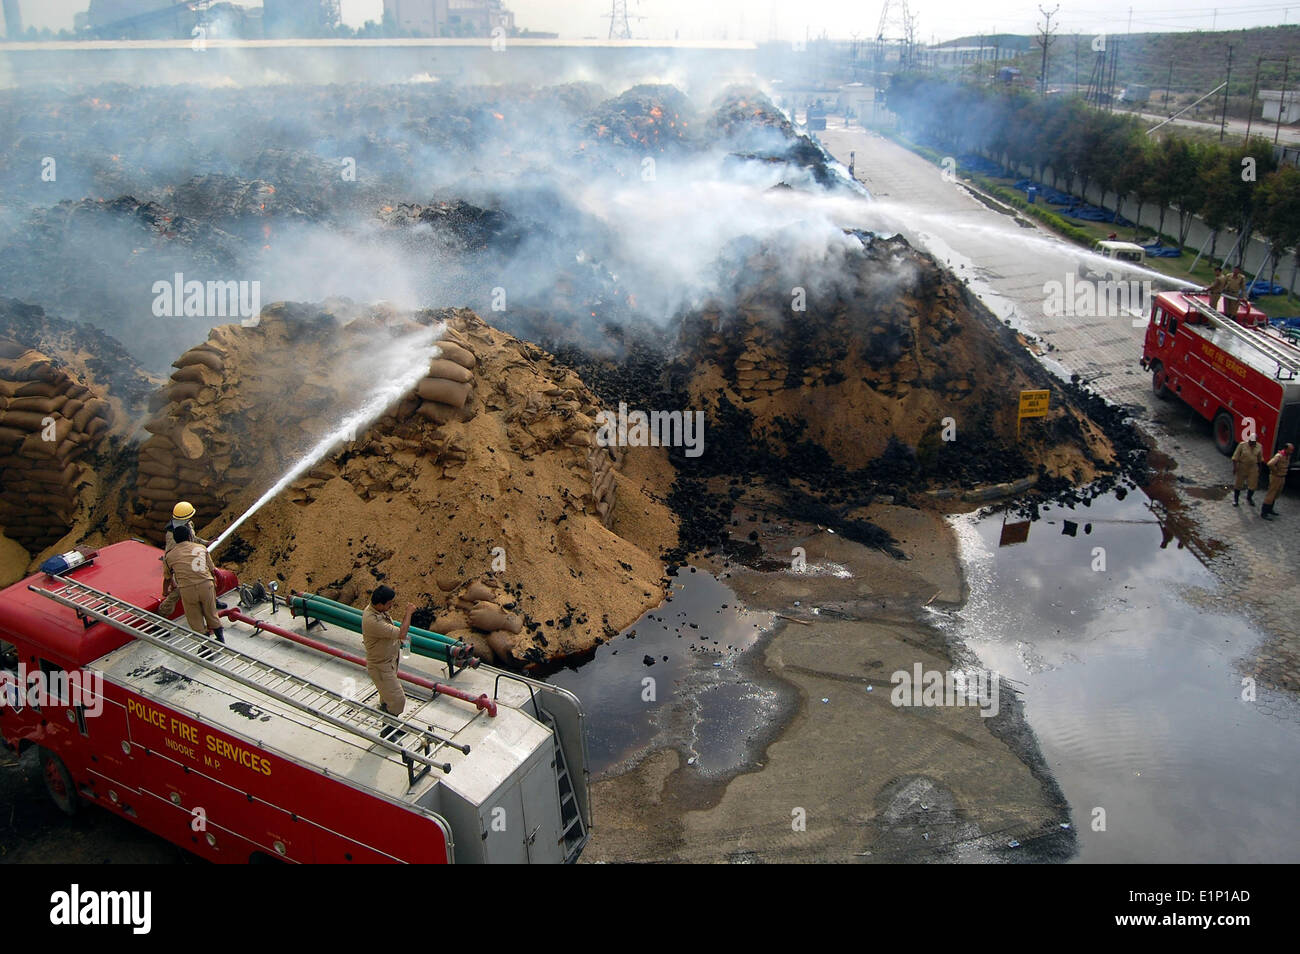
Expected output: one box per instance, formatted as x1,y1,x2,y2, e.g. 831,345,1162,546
1248,280,1289,298
958,154,1007,178
1141,244,1183,258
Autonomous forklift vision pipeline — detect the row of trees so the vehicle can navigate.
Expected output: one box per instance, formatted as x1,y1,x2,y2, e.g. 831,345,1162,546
888,75,1300,283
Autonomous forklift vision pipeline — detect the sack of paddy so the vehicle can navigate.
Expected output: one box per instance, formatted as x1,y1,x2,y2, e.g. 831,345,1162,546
468,602,521,634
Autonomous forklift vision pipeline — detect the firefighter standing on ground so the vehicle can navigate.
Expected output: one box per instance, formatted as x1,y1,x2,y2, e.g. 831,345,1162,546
1231,436,1262,507
162,525,225,642
1261,443,1294,520
361,585,414,716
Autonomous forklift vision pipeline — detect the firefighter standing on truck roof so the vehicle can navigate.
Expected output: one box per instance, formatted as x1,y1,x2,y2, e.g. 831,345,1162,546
362,585,414,721
1203,266,1226,312
164,501,207,551
1231,436,1262,507
161,501,202,614
162,525,225,643
1223,266,1247,320
1261,443,1294,520
159,501,222,617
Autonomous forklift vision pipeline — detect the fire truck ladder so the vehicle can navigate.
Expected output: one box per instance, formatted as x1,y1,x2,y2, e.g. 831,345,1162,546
1184,296,1300,379
537,711,587,861
29,577,465,784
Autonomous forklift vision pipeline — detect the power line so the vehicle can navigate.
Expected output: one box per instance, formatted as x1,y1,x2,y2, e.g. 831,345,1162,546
1037,4,1060,94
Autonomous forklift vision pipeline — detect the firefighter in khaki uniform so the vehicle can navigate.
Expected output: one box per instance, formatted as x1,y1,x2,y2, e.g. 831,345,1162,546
1261,443,1294,520
159,501,210,617
1230,436,1262,507
1222,266,1247,320
162,525,225,642
361,585,414,716
1202,266,1226,312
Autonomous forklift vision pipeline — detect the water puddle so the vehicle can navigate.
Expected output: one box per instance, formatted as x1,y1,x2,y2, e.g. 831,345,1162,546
935,487,1300,862
546,568,780,777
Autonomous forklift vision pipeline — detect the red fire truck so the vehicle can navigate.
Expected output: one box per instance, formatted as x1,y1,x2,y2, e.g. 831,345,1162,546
1140,291,1300,465
0,541,590,863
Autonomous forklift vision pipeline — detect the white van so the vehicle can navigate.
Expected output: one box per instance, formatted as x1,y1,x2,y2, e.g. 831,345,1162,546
1078,240,1147,282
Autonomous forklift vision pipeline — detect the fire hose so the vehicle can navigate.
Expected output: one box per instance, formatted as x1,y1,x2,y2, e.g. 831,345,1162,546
287,591,474,669
218,607,496,717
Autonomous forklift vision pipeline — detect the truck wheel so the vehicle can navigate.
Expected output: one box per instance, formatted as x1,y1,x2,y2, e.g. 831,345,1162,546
1151,363,1171,400
1213,411,1236,456
38,747,80,816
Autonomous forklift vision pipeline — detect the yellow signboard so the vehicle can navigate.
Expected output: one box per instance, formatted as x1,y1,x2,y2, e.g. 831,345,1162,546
1017,389,1050,439
1018,390,1050,418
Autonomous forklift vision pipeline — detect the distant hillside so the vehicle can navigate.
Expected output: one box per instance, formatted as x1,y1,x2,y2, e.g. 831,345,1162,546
937,34,1033,53
980,25,1300,119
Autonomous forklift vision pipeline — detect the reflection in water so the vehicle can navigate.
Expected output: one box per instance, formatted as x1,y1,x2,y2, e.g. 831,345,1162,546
547,569,778,776
943,488,1300,863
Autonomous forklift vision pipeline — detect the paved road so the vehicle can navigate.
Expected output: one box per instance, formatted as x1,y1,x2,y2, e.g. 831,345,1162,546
1132,108,1300,146
821,118,1299,696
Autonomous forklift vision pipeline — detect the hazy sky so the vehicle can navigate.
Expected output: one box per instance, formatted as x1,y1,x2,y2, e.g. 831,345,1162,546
7,0,1298,43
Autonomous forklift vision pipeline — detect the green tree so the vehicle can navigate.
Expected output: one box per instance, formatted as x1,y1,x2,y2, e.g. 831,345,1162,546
1149,137,1191,246
1198,149,1237,264
1118,140,1156,240
1256,165,1300,285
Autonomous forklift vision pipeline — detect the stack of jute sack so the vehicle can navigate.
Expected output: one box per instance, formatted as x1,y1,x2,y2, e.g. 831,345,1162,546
0,340,110,552
127,341,230,540
412,329,480,427
428,578,524,666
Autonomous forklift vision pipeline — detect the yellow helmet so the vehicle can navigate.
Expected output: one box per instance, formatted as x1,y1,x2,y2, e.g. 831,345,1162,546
172,501,196,521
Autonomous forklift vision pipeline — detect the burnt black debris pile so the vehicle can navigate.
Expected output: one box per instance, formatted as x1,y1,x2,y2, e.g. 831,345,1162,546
577,84,697,154
377,199,526,253
168,174,326,229
551,227,1140,565
710,88,838,187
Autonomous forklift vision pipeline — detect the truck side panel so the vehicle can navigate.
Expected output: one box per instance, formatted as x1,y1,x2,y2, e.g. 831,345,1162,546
4,661,453,864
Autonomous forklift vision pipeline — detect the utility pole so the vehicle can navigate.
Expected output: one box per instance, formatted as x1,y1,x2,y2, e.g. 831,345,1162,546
1277,56,1291,146
1074,32,1080,94
1115,38,1122,110
1037,4,1059,96
1164,59,1173,111
1220,44,1233,141
1245,56,1261,141
1106,38,1120,112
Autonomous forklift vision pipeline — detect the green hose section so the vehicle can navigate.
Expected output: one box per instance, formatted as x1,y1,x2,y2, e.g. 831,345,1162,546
290,593,463,654
292,593,461,648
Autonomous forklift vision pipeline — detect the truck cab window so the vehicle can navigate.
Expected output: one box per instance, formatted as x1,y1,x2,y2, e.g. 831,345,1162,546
40,659,69,706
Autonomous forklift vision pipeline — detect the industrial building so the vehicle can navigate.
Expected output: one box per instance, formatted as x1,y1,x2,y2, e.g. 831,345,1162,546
383,0,514,38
